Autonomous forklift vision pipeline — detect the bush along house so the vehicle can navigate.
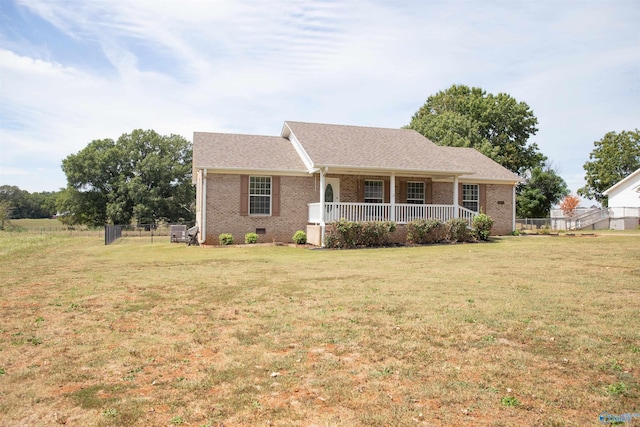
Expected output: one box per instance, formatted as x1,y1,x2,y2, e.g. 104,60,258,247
193,121,522,246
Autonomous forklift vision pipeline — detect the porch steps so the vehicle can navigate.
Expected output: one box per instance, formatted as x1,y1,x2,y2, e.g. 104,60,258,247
567,208,611,230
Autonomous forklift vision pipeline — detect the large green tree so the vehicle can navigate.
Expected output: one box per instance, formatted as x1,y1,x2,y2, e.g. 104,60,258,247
578,129,640,206
60,129,194,226
407,84,545,174
407,84,566,217
516,163,569,218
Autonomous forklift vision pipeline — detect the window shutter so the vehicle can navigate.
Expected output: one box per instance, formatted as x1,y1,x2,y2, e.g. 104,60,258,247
357,179,364,202
399,180,407,203
384,179,390,203
458,183,463,206
480,184,487,213
240,175,248,216
272,176,280,216
426,181,433,204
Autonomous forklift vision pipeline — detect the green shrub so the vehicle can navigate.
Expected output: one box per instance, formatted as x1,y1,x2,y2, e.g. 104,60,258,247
472,213,494,241
292,230,307,244
446,218,471,243
332,219,396,248
362,221,396,246
406,219,445,244
244,232,258,244
218,233,234,245
334,219,362,248
324,232,340,249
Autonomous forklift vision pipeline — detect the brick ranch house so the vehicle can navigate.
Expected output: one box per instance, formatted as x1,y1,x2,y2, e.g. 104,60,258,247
193,121,522,246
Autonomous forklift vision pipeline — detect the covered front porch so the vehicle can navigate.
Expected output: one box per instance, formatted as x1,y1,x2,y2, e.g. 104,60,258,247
308,202,477,225
306,170,480,246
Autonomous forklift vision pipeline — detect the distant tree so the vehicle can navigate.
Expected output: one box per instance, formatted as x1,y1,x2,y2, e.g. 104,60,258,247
578,130,640,206
0,185,27,218
0,185,58,218
29,191,59,218
516,163,569,218
559,194,580,217
406,84,545,174
61,129,194,226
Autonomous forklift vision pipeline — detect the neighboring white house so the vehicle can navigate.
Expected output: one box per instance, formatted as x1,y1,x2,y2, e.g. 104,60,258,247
602,168,640,230
548,169,640,231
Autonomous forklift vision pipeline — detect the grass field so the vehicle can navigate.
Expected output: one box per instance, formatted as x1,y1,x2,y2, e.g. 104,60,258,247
0,233,638,426
5,218,70,230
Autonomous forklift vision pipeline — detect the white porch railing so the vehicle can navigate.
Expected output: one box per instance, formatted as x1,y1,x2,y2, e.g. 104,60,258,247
458,206,478,226
308,202,477,226
321,202,391,223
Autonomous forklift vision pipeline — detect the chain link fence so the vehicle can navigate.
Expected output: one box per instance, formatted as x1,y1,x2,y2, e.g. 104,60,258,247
3,222,185,243
104,224,183,244
515,218,552,231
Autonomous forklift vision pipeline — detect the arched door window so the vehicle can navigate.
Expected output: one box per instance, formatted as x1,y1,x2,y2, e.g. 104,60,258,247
325,184,334,203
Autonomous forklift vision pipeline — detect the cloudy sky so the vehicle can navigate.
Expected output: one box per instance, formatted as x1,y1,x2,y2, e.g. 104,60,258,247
1,0,638,199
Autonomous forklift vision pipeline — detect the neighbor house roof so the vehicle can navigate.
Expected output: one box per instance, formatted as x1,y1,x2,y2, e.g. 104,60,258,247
602,168,640,196
193,121,522,183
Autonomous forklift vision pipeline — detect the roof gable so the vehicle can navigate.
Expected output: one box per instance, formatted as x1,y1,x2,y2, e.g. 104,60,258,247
283,121,471,174
602,168,640,196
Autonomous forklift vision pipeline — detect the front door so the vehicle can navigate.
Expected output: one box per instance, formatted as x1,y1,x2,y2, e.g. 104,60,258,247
324,178,340,222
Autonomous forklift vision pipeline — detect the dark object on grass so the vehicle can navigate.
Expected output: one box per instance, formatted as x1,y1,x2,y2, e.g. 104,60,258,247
187,225,199,246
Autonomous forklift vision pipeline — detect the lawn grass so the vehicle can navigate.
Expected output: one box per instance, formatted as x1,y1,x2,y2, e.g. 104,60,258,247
0,233,638,426
5,217,69,230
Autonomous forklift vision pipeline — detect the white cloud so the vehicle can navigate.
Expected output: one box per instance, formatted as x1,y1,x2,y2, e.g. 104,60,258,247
1,0,638,195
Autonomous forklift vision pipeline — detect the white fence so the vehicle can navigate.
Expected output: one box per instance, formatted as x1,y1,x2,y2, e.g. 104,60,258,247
609,207,640,218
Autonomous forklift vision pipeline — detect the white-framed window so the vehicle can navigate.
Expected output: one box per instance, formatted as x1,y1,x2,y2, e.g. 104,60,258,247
462,184,479,212
406,182,425,204
364,180,383,203
249,176,271,215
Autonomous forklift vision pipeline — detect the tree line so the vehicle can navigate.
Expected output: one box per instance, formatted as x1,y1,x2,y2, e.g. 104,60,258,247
0,186,58,219
2,85,638,227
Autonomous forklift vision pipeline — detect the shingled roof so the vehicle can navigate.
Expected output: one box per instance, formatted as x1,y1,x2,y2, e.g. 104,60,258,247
439,146,524,181
193,132,306,172
282,121,470,174
193,121,521,183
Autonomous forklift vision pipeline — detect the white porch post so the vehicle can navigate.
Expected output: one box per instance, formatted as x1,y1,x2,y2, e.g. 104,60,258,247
320,168,326,247
453,176,459,218
390,173,396,222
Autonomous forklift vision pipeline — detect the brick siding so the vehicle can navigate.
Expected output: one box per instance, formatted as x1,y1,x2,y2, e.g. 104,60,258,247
204,174,317,244
484,184,514,235
203,174,514,244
